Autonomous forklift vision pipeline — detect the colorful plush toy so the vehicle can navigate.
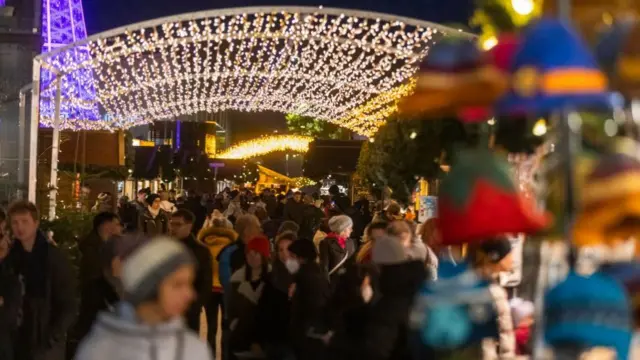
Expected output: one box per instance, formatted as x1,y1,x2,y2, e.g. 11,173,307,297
437,150,551,245
573,151,640,248
398,38,509,118
496,18,614,116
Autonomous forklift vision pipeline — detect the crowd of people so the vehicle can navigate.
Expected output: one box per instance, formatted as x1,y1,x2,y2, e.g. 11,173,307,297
0,185,535,360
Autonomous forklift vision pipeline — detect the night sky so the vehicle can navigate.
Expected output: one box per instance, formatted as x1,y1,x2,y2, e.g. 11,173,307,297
83,0,474,35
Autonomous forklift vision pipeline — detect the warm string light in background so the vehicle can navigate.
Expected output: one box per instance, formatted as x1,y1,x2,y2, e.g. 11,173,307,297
35,8,466,133
216,135,313,159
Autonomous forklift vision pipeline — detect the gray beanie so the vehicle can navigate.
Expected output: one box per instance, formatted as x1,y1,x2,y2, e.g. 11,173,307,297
328,215,353,234
372,235,407,265
122,237,195,305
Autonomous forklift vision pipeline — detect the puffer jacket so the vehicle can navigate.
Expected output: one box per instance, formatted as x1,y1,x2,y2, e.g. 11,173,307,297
75,302,212,360
482,283,516,360
198,226,238,292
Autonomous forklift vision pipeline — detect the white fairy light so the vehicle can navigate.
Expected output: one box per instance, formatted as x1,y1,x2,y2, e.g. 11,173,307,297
34,8,465,134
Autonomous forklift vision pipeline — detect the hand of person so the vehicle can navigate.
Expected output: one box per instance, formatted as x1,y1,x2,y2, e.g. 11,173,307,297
288,283,296,299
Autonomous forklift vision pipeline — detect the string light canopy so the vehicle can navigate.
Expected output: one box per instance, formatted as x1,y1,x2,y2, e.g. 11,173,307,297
34,6,470,135
217,134,313,159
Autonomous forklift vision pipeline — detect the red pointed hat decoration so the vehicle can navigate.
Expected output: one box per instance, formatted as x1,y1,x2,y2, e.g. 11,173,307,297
438,150,551,245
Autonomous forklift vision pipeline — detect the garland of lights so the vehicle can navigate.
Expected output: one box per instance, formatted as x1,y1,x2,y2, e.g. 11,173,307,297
34,7,468,133
291,177,318,188
217,135,314,160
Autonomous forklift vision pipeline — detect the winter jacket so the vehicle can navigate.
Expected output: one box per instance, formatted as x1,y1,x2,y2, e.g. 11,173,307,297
7,232,78,360
299,205,325,241
75,302,212,360
227,266,267,351
78,230,105,287
255,275,291,347
137,208,169,236
318,235,356,286
198,226,237,292
283,199,305,225
0,267,22,360
217,240,247,293
483,283,516,360
290,262,330,336
361,260,427,360
74,275,119,344
182,234,213,332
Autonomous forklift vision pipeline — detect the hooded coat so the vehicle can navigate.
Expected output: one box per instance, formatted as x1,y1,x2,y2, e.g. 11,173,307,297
75,302,212,360
198,226,238,293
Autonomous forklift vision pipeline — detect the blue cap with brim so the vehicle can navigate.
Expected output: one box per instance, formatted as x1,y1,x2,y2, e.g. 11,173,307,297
496,18,614,116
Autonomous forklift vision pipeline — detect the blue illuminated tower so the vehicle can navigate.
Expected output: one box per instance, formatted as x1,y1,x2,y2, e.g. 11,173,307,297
40,0,99,123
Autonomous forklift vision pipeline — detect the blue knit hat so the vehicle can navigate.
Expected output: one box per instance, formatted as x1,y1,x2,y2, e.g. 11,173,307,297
410,261,498,351
544,271,632,359
496,18,615,116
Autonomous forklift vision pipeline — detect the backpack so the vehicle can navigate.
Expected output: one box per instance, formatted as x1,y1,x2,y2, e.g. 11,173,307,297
217,243,239,292
409,262,498,355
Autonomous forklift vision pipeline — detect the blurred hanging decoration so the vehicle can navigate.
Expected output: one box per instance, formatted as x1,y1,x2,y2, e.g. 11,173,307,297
470,0,541,52
437,149,551,246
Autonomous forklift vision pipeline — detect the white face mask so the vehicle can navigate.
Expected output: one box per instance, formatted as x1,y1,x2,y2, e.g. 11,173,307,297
361,285,373,304
285,258,300,274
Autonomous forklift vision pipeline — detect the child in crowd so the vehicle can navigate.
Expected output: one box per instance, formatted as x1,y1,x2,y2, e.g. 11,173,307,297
510,297,535,356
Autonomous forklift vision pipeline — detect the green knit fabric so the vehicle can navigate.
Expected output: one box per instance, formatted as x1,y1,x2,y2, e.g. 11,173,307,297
439,150,516,209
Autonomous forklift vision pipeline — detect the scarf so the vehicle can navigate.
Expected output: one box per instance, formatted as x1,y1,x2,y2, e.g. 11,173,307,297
147,206,160,218
327,233,347,249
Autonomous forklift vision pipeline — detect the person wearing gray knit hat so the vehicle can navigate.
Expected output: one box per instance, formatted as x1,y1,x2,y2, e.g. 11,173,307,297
122,237,195,306
320,215,355,287
328,215,353,235
75,237,213,360
372,235,407,265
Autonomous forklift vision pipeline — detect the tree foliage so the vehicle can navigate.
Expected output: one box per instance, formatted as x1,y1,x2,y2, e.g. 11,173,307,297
357,117,473,204
285,113,350,140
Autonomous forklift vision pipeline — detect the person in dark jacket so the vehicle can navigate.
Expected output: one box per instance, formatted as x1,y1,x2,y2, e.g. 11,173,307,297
6,201,77,360
319,215,356,288
218,214,263,290
287,239,331,360
254,231,298,359
0,210,21,360
329,185,351,214
299,195,325,241
169,209,213,332
283,191,306,226
78,212,123,290
70,234,147,357
262,189,278,219
138,193,169,236
117,196,138,232
227,236,272,356
360,235,427,360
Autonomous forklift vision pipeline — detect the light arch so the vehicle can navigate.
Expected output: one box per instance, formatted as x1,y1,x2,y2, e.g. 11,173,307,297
33,6,472,135
216,135,313,160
